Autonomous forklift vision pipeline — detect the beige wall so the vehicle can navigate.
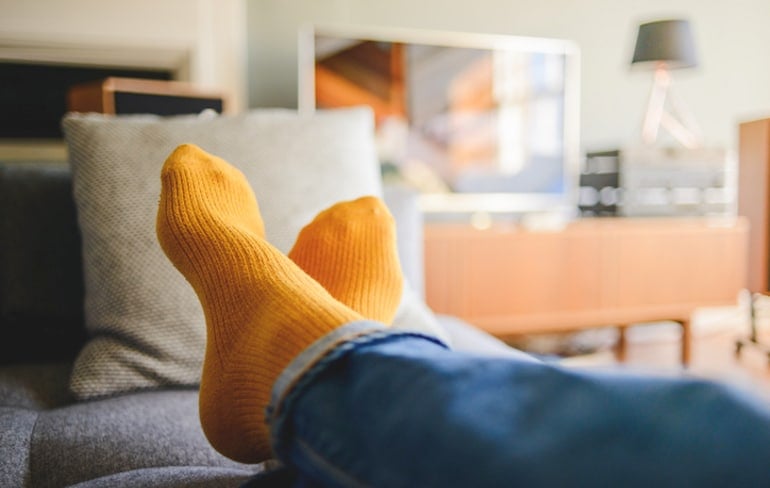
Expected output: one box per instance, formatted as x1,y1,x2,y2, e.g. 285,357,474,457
247,0,770,153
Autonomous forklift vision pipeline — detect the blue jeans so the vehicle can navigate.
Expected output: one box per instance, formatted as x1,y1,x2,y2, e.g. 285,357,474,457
260,321,770,487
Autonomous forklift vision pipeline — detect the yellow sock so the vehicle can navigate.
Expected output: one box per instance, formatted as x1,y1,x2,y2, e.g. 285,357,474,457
156,144,362,463
288,196,403,324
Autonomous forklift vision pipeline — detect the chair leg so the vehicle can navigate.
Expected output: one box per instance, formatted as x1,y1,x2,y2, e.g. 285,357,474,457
735,293,770,367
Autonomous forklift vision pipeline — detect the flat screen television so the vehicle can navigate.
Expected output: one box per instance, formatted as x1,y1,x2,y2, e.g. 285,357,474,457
298,24,581,218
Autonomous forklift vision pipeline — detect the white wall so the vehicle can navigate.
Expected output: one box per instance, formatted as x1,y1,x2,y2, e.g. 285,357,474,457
0,0,248,111
247,0,770,153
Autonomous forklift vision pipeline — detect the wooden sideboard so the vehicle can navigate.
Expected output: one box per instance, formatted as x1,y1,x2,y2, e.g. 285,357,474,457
424,217,749,364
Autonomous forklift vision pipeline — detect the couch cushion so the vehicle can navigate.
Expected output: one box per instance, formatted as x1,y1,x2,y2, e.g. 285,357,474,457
68,466,263,488
28,390,256,487
62,108,446,401
0,407,37,487
0,163,86,364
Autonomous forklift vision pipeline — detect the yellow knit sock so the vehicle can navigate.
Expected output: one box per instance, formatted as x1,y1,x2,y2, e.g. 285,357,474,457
156,143,362,463
288,196,403,324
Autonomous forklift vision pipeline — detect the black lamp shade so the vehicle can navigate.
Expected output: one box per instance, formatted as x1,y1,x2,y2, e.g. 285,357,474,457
632,19,697,68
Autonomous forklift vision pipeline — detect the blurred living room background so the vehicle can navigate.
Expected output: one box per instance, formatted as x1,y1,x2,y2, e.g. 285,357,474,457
3,0,770,390
3,0,769,156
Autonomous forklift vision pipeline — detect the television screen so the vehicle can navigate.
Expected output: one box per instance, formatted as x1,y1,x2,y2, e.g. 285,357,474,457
299,25,581,217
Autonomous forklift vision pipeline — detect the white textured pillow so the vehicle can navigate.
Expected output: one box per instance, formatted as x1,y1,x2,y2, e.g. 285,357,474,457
63,107,445,400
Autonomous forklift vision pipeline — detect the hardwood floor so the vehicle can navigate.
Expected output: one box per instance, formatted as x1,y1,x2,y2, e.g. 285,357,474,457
561,314,770,402
624,327,770,401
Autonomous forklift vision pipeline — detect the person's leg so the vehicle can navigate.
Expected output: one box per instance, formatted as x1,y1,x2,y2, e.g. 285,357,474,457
270,334,770,487
156,144,403,463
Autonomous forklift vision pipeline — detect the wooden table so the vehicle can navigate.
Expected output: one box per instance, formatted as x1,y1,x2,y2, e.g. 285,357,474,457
424,217,749,365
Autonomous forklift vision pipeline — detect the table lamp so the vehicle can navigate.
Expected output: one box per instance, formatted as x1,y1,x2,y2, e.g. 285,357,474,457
631,19,701,148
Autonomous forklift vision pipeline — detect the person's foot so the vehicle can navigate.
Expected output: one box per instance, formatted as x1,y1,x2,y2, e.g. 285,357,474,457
156,144,363,463
289,196,403,324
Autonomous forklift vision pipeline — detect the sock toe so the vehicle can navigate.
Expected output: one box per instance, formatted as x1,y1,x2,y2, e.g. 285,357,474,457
289,196,403,324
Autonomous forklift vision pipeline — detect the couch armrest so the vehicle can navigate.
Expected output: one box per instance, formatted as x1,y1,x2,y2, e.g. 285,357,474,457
383,183,424,300
437,315,539,361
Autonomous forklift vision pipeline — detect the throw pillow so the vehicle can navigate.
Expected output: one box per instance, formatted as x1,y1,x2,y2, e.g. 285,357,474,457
62,107,446,400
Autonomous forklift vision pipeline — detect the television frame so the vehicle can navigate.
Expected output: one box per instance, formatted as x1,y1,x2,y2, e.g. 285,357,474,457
298,24,581,218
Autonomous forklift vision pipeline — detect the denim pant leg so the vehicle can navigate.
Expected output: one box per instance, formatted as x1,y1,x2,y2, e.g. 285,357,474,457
269,324,770,488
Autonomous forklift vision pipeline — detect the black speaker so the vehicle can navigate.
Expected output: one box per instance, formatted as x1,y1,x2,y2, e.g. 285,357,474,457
67,77,225,116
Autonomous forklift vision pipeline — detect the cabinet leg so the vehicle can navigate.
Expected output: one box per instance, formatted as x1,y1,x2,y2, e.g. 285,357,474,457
679,319,692,367
615,325,628,363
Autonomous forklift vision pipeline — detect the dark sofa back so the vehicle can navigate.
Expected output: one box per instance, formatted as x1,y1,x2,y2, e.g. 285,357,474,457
0,163,87,364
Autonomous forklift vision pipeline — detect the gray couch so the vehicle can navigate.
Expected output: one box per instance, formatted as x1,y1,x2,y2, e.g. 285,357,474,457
0,160,520,487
